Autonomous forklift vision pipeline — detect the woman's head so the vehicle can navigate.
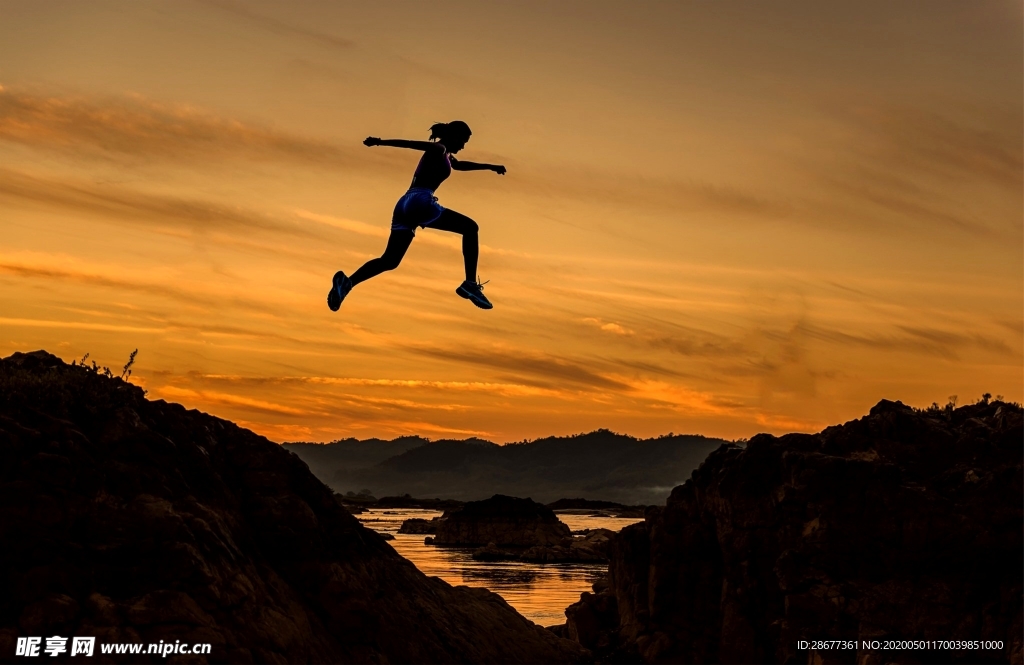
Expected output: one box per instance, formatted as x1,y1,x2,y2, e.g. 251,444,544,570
429,121,471,152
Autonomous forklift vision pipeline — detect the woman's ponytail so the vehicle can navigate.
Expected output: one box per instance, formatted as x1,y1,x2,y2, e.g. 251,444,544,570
428,120,472,143
429,122,449,141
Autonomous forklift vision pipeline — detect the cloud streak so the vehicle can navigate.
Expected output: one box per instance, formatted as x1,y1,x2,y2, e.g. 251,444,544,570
809,103,1023,238
850,106,1023,190
0,316,162,335
201,0,354,51
0,168,320,240
0,255,308,322
0,88,378,170
184,372,559,397
405,342,629,391
791,321,1012,360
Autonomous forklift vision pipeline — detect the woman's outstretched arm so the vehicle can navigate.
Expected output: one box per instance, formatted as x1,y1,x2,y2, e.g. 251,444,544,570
450,157,506,175
364,137,442,151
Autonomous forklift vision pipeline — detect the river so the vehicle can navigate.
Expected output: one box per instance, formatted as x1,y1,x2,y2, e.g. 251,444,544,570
356,508,643,626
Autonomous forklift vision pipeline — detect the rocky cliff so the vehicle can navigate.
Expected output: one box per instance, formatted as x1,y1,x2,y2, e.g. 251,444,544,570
566,399,1023,664
0,351,587,664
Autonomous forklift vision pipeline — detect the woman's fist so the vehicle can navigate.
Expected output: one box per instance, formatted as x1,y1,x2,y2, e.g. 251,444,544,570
363,136,381,147
493,165,507,175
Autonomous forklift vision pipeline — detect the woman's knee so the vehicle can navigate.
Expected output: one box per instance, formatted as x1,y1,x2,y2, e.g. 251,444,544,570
432,210,477,236
380,255,403,271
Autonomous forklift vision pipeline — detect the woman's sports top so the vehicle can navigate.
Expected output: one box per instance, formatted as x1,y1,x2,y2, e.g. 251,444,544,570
410,146,452,191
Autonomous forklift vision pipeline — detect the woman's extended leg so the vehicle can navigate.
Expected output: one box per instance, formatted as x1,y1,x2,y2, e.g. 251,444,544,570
349,230,415,286
328,229,414,311
427,209,492,309
427,209,478,283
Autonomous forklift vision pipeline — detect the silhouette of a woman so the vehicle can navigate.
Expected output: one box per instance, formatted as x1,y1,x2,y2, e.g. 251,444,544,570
328,121,505,311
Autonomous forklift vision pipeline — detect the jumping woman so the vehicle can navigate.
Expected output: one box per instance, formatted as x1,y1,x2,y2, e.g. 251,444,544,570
327,121,505,311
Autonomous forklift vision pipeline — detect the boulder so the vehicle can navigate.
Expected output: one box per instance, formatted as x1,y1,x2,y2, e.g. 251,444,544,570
471,543,520,562
470,529,616,564
433,495,571,547
399,517,441,534
572,528,614,558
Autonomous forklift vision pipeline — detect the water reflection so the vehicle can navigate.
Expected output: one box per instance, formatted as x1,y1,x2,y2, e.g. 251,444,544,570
356,508,643,626
460,568,539,586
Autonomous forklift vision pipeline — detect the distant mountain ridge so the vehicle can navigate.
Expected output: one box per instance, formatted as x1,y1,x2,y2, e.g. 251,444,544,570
284,436,427,488
284,429,727,504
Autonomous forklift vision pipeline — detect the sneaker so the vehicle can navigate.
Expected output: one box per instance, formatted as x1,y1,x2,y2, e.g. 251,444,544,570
327,271,353,311
456,277,493,310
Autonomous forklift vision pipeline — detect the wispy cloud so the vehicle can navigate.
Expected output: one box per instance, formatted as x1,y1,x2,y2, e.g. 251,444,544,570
602,358,696,380
581,317,634,336
0,88,378,169
158,385,309,417
824,170,997,237
505,163,797,227
795,320,1011,359
0,168,320,240
616,377,750,416
201,0,354,50
295,209,388,239
848,106,1023,189
186,372,558,397
648,333,746,358
896,325,1012,355
0,253,305,319
810,102,1022,237
405,342,629,391
0,316,162,335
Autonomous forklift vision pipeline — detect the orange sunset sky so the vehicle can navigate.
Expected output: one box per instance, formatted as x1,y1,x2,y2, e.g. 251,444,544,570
1,1,1021,443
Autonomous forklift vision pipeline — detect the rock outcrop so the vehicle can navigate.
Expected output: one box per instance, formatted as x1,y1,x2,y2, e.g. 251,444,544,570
433,495,572,547
522,528,615,563
564,579,619,654
566,399,1023,664
472,529,615,564
398,517,441,534
0,351,587,664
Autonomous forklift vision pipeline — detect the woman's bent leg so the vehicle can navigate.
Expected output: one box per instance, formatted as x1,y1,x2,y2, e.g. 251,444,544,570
427,209,478,282
350,230,414,286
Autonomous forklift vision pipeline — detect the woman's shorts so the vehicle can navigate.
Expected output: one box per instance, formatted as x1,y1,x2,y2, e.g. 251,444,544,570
392,188,444,233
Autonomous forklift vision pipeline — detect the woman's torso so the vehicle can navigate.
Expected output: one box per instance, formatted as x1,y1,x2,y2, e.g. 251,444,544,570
410,146,452,192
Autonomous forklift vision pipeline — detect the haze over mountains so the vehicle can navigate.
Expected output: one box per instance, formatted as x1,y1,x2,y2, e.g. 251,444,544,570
285,430,727,505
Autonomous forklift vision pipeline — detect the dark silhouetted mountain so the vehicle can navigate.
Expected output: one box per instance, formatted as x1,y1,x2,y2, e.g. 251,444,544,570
284,436,427,484
288,429,726,504
0,351,587,663
563,398,1023,664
